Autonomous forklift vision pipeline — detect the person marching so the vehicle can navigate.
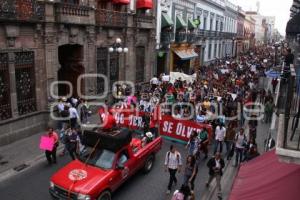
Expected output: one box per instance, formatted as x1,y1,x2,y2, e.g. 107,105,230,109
45,128,59,165
165,145,183,194
206,152,225,198
183,155,198,192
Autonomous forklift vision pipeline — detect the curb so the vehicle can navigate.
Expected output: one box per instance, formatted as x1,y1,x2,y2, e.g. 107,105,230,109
0,146,63,183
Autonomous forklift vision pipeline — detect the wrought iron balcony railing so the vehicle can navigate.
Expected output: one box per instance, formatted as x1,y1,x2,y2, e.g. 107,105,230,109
96,9,128,28
161,31,174,47
0,0,45,22
275,63,300,164
175,31,187,43
187,32,197,44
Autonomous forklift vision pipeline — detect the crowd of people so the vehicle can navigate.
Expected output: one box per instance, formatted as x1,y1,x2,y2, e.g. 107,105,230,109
42,44,294,199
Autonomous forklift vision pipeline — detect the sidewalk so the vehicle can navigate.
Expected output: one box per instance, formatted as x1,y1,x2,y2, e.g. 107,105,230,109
0,114,100,182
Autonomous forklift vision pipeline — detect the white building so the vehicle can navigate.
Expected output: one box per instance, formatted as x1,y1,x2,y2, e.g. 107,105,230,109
155,0,240,71
246,11,266,44
224,0,238,57
195,0,226,63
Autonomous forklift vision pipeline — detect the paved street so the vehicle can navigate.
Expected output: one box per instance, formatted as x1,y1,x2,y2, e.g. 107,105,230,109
0,117,271,200
0,139,210,200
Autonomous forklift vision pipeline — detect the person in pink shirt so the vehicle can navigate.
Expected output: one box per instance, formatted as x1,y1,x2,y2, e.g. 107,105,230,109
45,128,59,165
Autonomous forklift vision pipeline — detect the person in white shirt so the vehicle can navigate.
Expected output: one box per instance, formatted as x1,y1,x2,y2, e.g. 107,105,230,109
214,123,226,154
69,106,79,128
234,128,247,167
57,99,65,130
164,145,182,194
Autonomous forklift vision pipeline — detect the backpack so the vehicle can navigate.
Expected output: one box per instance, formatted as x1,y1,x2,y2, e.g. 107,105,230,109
235,133,247,147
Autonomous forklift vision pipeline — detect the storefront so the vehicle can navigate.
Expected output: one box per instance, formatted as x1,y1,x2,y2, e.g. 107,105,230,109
170,44,199,74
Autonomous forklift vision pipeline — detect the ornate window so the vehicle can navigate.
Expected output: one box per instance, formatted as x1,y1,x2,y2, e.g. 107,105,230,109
109,52,119,89
0,53,12,120
15,51,37,115
0,0,45,21
135,46,145,83
96,47,108,94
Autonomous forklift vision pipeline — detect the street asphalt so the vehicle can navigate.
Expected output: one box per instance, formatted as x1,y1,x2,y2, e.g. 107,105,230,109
0,139,210,200
0,120,271,200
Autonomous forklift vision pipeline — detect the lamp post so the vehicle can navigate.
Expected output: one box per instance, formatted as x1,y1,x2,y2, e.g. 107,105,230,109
232,37,236,57
108,38,128,81
108,38,128,54
274,42,280,67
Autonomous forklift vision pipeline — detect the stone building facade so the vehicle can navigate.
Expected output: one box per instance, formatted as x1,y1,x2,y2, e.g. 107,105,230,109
0,0,156,146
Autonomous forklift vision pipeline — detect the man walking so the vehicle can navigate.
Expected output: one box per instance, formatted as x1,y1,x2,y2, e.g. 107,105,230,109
214,123,226,154
45,128,59,165
234,128,247,167
206,152,225,198
69,105,79,128
165,145,182,194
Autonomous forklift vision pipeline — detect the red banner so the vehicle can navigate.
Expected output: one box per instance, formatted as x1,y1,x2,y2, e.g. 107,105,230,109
159,115,212,142
111,109,212,142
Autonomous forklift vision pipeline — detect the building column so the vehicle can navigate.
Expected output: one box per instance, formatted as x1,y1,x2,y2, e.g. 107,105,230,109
44,23,59,102
86,26,96,96
8,53,18,118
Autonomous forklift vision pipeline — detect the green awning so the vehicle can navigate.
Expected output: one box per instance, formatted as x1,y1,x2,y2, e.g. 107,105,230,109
161,12,174,28
176,15,187,30
188,19,197,29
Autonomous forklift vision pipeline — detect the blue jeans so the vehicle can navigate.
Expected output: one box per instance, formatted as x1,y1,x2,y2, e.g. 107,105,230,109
214,140,223,154
235,148,244,165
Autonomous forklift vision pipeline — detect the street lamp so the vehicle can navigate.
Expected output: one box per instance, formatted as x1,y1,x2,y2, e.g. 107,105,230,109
108,38,128,54
274,42,280,67
232,37,236,57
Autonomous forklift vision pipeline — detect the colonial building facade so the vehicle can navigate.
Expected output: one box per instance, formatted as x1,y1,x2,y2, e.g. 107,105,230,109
244,15,256,51
0,0,156,146
156,0,239,72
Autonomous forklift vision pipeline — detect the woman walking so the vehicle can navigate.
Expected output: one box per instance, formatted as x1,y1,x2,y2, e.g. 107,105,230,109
183,155,197,192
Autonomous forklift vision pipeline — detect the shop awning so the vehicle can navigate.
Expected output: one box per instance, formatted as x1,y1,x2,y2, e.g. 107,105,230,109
161,12,174,28
229,150,300,200
188,19,197,29
286,12,300,36
173,49,198,60
136,0,153,9
112,0,130,4
176,15,187,30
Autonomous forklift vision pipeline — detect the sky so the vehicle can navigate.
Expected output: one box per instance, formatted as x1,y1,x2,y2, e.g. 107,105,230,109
230,0,293,35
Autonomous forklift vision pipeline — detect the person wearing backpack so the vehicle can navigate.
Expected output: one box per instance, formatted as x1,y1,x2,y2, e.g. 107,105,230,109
234,128,247,167
165,145,182,194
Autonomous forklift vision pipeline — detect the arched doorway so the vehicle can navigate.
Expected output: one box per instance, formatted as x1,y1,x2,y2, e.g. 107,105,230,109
58,44,84,97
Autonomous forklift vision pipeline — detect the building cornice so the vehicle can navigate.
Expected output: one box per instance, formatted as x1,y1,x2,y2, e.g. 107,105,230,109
201,0,226,11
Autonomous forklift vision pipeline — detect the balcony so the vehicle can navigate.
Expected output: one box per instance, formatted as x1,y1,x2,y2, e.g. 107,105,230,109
0,0,45,22
276,64,300,164
197,30,205,37
134,14,155,29
175,31,187,43
161,31,174,48
55,3,92,25
96,9,128,28
187,32,197,44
